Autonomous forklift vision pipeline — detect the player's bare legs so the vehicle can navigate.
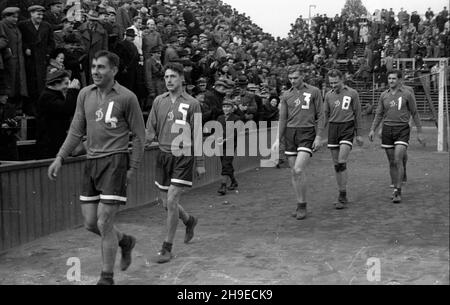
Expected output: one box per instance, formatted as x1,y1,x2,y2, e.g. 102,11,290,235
330,144,352,208
159,190,189,224
289,152,311,220
385,148,397,188
393,145,408,203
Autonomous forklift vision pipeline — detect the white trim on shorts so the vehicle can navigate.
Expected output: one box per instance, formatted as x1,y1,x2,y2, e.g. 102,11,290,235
395,141,409,147
328,144,340,148
171,179,193,186
285,151,298,156
100,195,127,202
297,147,313,154
80,195,101,202
381,144,395,149
340,140,353,147
155,181,170,190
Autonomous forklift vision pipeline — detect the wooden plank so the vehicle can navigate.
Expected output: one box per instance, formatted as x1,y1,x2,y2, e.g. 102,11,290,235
55,165,64,231
48,167,57,233
40,166,50,236
32,168,43,239
18,170,33,243
0,173,11,250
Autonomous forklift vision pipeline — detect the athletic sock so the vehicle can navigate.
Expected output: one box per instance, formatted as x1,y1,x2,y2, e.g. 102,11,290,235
339,190,347,197
99,271,114,284
162,241,173,253
119,234,130,248
184,215,193,226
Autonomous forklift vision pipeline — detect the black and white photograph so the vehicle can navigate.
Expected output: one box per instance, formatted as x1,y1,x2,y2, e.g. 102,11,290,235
0,0,449,290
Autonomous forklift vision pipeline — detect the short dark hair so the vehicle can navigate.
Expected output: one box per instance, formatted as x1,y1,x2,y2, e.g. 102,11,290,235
93,50,120,68
164,62,184,76
388,70,402,79
327,69,343,79
287,65,306,75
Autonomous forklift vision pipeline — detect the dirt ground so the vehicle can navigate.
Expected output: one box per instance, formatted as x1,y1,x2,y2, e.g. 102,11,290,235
0,123,448,285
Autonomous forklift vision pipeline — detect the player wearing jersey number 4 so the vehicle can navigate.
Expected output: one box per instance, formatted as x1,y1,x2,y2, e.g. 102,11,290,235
47,51,146,285
146,62,205,264
369,71,424,204
316,70,364,209
274,64,324,220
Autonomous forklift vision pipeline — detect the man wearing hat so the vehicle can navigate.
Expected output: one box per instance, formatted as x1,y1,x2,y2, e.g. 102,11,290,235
234,75,257,122
216,97,241,195
142,18,163,60
204,78,230,121
0,7,28,110
116,0,132,31
114,28,139,92
78,9,108,84
103,7,123,50
18,4,55,115
144,45,165,111
35,70,80,159
44,0,64,31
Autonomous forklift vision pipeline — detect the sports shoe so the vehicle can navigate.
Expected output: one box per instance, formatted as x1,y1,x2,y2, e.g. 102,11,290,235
295,203,307,220
334,201,345,210
218,183,227,195
228,181,238,191
120,235,136,271
392,190,402,204
184,216,198,244
97,272,114,285
154,248,173,264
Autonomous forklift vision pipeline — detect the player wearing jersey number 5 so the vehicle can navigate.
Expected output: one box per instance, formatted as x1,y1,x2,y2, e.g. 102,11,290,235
316,69,363,209
275,64,324,220
369,71,424,204
47,51,146,285
145,62,205,264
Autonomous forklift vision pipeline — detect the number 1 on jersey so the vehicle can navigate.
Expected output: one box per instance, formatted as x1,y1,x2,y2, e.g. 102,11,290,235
398,97,402,110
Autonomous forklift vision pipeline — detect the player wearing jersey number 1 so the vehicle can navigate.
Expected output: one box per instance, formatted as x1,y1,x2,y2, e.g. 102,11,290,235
274,64,324,220
316,69,364,209
369,71,424,204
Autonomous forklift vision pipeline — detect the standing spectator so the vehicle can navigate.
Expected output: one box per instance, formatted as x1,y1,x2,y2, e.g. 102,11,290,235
0,94,18,161
44,0,64,31
425,8,434,21
36,70,80,159
19,5,55,115
144,45,165,111
410,11,421,31
204,78,229,121
114,28,139,92
103,8,123,50
127,16,143,56
116,0,132,31
78,10,108,84
234,75,257,122
0,7,28,110
142,18,163,60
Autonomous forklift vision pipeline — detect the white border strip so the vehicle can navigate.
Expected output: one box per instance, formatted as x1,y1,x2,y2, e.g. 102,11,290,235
171,179,193,186
155,181,170,190
100,195,127,202
80,195,100,202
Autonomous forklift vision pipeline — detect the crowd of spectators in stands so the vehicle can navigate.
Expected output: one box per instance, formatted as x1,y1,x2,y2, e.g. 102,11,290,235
0,0,449,161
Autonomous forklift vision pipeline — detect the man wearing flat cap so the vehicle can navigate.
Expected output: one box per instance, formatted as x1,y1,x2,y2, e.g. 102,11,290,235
204,77,231,120
44,0,64,31
0,6,28,111
144,45,165,111
142,18,163,61
234,75,257,122
19,3,55,115
113,28,139,92
78,10,108,84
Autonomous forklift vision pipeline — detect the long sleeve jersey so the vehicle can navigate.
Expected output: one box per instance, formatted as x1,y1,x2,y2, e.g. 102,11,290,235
370,86,422,132
318,85,363,136
57,82,146,169
146,91,204,167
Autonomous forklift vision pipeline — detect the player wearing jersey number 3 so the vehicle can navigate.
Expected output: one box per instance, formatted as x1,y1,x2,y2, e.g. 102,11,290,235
274,64,324,220
316,69,364,209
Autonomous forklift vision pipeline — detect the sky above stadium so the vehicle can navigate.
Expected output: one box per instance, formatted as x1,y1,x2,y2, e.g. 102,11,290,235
223,0,447,38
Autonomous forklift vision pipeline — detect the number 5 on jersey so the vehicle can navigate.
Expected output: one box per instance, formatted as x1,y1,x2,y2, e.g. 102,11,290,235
176,103,190,125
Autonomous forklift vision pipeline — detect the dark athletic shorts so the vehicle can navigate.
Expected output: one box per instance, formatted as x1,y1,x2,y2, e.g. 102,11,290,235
381,124,410,149
328,121,355,149
80,153,129,205
284,127,316,157
155,150,194,192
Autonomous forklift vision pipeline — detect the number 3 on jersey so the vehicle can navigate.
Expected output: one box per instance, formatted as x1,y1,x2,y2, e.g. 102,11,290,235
175,103,190,125
302,93,311,109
